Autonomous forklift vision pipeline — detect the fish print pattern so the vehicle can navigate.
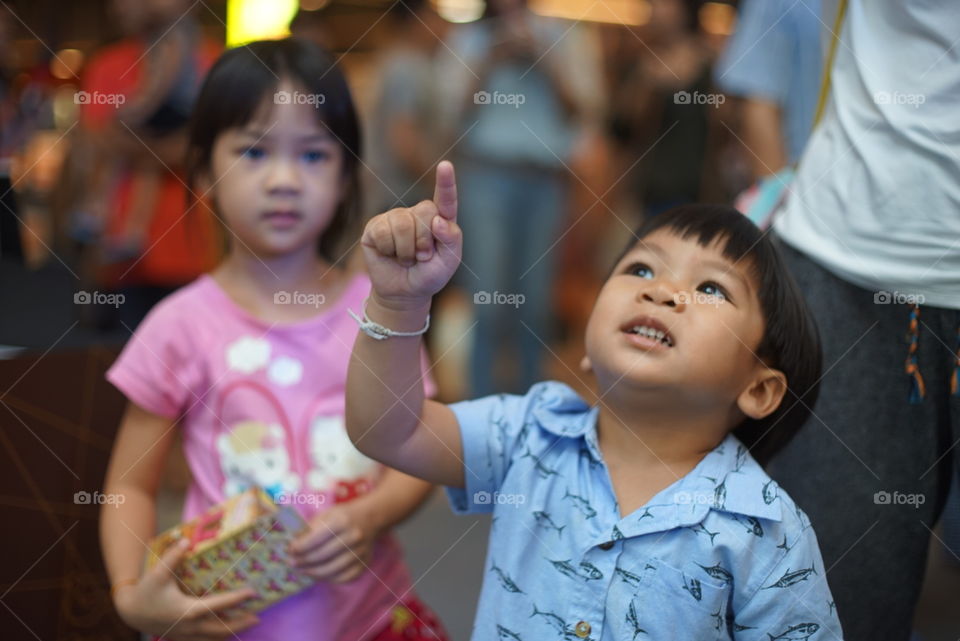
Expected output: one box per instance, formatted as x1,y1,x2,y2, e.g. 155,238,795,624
443,382,844,640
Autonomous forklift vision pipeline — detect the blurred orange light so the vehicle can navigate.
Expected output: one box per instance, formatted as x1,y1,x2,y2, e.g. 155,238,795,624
529,0,650,25
699,2,736,36
50,48,84,80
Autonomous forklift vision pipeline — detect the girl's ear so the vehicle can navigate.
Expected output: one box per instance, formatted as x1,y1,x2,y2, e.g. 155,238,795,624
338,160,353,203
579,355,592,373
736,367,787,420
194,166,213,195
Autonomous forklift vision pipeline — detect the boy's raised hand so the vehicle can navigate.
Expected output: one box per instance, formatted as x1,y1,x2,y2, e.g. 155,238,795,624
361,161,461,308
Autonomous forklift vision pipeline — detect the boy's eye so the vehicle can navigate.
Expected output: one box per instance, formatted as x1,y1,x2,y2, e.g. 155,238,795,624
698,281,730,301
625,262,654,279
302,149,330,163
240,146,265,160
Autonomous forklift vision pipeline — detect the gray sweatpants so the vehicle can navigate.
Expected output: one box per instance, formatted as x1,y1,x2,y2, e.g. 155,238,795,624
768,238,960,641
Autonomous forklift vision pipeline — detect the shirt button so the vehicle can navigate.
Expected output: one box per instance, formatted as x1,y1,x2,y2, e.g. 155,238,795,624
574,621,592,638
598,540,614,550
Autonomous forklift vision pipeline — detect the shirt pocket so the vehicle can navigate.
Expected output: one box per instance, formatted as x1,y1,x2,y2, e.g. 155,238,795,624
627,558,731,641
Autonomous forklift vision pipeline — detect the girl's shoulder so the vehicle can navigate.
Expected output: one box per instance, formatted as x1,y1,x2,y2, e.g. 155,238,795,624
129,275,229,340
340,253,371,288
148,274,222,316
335,257,372,307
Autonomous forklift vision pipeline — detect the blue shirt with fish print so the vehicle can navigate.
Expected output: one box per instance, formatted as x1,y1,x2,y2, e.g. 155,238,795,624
445,381,843,641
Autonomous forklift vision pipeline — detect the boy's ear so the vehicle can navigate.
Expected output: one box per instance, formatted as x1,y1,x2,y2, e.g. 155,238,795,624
579,355,592,373
736,367,787,420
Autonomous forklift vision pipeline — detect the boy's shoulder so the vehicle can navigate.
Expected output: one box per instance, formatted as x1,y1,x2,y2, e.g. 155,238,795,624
698,435,810,528
694,441,823,576
455,380,596,443
501,380,593,421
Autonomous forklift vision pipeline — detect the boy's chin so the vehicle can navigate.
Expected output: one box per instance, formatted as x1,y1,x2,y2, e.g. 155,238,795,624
591,362,679,395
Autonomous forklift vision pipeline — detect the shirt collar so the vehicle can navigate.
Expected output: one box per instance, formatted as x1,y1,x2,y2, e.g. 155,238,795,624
530,383,784,524
672,434,784,522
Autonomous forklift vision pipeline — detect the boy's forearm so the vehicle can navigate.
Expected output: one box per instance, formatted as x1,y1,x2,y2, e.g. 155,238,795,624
346,295,432,459
349,469,433,535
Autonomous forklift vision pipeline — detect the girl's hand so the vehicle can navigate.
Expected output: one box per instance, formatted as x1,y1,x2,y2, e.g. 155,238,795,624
114,540,259,641
360,161,462,311
289,503,378,583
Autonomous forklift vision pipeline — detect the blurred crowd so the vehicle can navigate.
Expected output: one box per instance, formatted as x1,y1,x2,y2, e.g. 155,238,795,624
3,1,960,640
1,0,762,387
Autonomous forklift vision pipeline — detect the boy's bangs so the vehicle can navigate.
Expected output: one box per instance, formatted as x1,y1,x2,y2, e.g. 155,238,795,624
626,206,765,274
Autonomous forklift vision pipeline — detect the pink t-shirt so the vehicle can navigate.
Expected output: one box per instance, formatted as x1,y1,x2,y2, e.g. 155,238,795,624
107,272,436,641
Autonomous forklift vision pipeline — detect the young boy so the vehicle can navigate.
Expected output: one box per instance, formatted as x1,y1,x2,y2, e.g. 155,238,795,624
345,161,843,640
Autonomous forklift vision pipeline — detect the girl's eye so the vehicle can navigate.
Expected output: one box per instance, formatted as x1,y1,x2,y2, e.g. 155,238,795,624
698,281,730,301
625,262,654,279
302,149,330,163
240,146,265,160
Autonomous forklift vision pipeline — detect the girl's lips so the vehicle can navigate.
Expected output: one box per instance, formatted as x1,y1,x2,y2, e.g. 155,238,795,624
262,211,302,229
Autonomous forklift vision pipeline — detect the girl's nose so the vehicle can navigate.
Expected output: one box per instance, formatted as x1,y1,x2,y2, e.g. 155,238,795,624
264,158,302,194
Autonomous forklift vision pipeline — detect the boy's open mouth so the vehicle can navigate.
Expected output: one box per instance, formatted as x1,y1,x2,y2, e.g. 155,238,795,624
620,315,675,348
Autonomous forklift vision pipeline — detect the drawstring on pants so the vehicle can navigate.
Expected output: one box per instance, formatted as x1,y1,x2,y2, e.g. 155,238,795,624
951,325,960,396
905,304,960,403
905,304,926,404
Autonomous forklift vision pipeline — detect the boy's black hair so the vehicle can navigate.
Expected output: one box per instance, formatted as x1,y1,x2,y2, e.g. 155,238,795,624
611,204,822,466
186,38,362,263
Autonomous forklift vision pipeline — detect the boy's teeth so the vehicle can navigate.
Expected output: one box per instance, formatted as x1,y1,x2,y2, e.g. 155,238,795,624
629,325,671,346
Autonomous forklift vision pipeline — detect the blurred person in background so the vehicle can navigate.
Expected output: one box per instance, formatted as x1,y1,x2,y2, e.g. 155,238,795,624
764,1,960,638
714,0,822,225
0,2,24,263
78,0,204,263
365,0,450,214
716,0,822,181
608,0,718,218
0,1,55,269
71,0,221,329
441,0,603,397
289,6,334,51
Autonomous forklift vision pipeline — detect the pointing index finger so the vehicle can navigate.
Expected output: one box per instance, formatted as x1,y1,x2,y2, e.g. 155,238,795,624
433,160,457,222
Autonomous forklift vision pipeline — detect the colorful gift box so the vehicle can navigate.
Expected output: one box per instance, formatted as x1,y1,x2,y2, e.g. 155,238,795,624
145,488,315,613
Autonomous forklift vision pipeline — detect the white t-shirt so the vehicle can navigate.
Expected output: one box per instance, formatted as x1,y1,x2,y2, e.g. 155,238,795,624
774,0,960,309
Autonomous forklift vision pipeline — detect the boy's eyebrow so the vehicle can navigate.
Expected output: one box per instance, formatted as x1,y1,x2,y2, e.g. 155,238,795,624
701,259,752,293
629,242,752,293
630,241,667,259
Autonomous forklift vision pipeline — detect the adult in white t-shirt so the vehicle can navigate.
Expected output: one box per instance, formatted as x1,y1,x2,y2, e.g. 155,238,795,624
768,1,960,639
776,0,960,306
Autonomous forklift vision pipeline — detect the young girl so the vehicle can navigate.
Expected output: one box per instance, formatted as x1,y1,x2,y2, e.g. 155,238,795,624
346,166,844,640
100,39,449,641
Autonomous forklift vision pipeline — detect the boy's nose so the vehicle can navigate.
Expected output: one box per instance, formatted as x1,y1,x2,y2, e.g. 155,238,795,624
639,282,684,309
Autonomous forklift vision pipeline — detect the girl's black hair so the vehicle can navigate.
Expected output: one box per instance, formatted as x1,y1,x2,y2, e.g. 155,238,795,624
611,204,822,466
186,38,362,263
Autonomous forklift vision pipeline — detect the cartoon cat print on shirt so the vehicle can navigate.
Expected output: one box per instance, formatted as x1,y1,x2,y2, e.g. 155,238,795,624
218,336,380,505
217,420,300,501
307,415,379,502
